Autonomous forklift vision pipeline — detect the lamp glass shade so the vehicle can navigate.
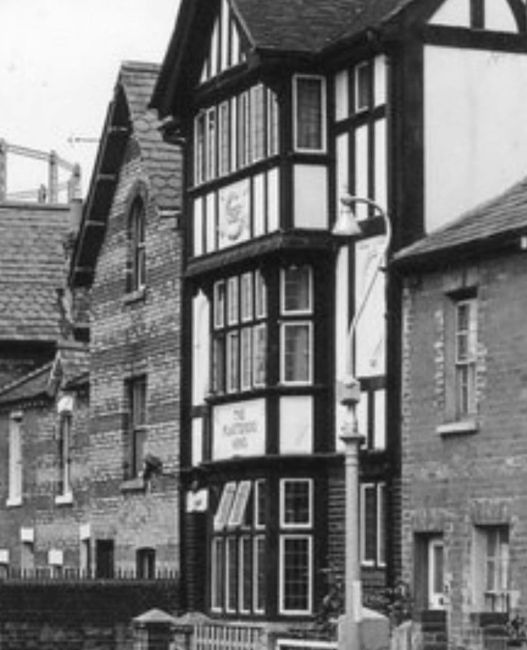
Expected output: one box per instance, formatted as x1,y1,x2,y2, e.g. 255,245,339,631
332,209,363,237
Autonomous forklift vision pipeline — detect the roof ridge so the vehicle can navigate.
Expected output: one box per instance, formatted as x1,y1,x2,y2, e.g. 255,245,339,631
0,361,54,398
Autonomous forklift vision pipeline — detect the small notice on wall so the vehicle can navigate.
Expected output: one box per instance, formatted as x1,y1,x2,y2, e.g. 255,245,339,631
213,398,266,460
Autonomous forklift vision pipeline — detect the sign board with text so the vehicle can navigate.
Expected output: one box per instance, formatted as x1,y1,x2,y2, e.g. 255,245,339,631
213,399,266,460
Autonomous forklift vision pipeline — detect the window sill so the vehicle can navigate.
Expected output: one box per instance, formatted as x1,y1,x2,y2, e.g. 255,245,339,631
120,477,145,493
55,492,73,506
6,497,22,507
437,419,478,437
123,287,146,305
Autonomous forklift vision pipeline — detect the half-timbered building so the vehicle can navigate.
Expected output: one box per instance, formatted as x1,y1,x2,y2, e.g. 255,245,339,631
151,0,527,630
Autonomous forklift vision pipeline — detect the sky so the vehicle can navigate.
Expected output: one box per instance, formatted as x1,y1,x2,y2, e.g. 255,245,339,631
0,0,181,198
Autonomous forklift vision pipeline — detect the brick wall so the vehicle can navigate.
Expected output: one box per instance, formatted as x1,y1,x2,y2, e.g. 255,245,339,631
0,578,179,650
88,138,182,574
0,387,89,568
401,250,527,643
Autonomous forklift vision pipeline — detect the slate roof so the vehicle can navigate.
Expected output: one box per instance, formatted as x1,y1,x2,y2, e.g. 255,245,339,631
394,176,527,266
70,61,181,287
0,343,89,406
118,61,181,210
0,362,53,406
152,0,422,116
0,203,70,341
231,0,414,53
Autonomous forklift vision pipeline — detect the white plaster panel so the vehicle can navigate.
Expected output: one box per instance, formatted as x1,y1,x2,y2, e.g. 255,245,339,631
267,168,280,232
424,46,527,232
206,192,217,253
429,0,470,27
374,118,387,212
192,290,210,405
48,549,63,566
355,236,386,377
193,197,203,257
192,417,204,465
374,389,386,450
335,70,349,121
374,55,387,107
354,126,369,220
0,549,9,564
279,396,313,454
253,173,265,236
213,399,266,460
336,134,349,204
485,0,517,32
294,165,328,229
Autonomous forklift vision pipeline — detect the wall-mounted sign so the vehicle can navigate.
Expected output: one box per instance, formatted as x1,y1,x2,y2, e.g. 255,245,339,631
213,399,266,460
218,179,250,249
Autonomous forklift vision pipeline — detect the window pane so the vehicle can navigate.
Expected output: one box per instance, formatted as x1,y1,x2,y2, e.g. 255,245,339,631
227,331,239,392
219,101,231,175
267,89,279,156
206,108,216,180
214,281,225,328
227,277,239,325
255,270,267,318
282,480,311,527
211,538,224,610
228,481,252,528
362,485,377,563
254,535,266,613
226,537,237,611
255,480,266,529
282,266,312,313
282,323,311,383
195,113,206,184
241,328,252,390
214,482,237,531
250,85,265,162
281,536,311,612
356,63,371,111
253,325,267,386
239,536,252,612
213,334,225,393
296,78,323,150
241,273,253,321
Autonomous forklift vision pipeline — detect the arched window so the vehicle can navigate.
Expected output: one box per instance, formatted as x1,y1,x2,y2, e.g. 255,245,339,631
127,197,146,292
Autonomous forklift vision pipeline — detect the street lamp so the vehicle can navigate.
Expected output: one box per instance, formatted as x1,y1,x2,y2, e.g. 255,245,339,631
333,194,392,650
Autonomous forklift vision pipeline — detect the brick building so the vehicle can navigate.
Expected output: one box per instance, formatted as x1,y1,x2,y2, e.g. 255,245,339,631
395,176,527,646
149,0,527,635
0,201,77,389
69,61,183,578
0,60,183,580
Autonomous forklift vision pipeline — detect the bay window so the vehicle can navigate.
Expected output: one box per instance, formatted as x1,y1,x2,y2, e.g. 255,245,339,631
294,75,326,152
279,479,314,615
193,85,280,186
211,479,267,615
280,266,314,385
212,271,267,394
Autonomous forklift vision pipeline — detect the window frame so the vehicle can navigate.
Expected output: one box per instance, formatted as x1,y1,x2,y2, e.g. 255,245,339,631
128,197,146,293
360,482,386,567
126,376,147,480
57,413,72,499
280,266,313,316
279,534,313,616
454,297,478,418
279,478,314,529
7,413,23,506
293,74,327,154
355,61,372,113
280,321,313,385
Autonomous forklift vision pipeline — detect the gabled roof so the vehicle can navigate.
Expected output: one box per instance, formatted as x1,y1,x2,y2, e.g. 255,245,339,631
70,61,182,288
151,0,417,118
0,203,70,342
0,362,53,406
0,343,89,406
394,176,527,269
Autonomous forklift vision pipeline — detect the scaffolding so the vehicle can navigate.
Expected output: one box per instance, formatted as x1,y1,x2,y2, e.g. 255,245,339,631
0,138,81,204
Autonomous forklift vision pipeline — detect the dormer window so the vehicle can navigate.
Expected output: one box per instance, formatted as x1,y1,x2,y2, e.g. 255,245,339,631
127,197,146,293
293,75,326,153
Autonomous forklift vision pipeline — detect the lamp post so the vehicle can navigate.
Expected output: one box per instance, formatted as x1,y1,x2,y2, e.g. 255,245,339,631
333,194,392,650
